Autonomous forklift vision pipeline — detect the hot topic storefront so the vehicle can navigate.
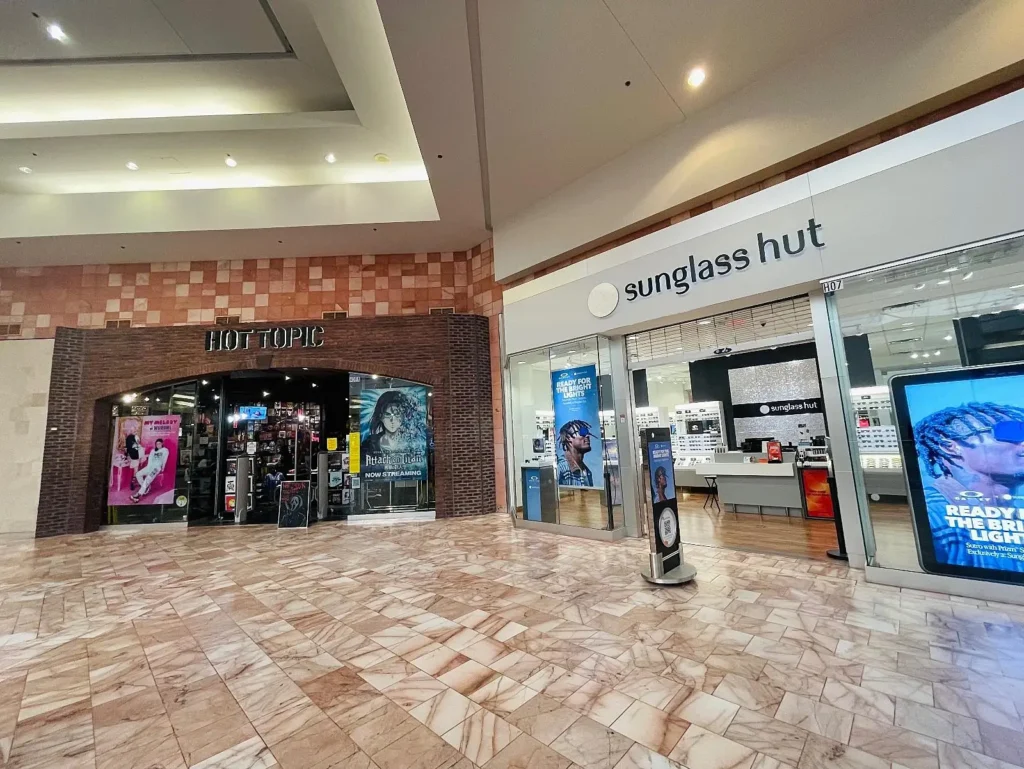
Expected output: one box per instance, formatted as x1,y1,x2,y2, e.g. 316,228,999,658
501,88,1024,602
35,313,494,536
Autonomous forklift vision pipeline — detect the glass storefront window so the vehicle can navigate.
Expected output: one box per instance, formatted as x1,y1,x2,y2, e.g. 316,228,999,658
827,233,1024,571
507,335,623,531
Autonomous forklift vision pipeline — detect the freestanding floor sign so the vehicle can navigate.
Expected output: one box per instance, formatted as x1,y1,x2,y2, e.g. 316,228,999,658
640,427,697,585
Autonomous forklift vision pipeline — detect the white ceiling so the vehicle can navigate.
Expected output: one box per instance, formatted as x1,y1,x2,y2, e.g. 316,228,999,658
0,0,289,60
477,0,886,224
0,0,489,265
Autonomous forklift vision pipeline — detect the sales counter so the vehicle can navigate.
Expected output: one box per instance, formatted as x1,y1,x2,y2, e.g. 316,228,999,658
698,453,804,516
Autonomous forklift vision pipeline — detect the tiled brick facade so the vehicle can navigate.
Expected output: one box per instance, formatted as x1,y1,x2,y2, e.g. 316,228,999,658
36,314,493,537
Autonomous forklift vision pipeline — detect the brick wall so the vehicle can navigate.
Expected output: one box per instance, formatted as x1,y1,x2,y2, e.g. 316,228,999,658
35,314,492,537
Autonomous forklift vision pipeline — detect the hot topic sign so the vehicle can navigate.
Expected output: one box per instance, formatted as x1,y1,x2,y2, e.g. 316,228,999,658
205,325,324,352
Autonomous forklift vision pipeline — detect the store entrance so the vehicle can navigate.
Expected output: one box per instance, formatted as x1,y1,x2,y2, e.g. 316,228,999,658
627,299,841,560
107,368,435,527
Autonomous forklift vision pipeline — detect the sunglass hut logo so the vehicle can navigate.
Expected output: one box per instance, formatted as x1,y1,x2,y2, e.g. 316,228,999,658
623,218,824,302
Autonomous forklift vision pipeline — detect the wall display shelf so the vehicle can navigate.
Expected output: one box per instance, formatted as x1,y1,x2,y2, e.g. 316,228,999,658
672,401,725,454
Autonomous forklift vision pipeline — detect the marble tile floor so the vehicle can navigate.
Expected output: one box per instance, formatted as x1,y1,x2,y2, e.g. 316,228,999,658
2,514,1024,769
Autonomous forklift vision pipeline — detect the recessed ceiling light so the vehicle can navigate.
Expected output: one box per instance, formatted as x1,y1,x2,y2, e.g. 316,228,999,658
201,379,208,385
126,161,139,171
1011,284,1024,290
943,266,959,273
18,166,32,174
698,320,712,325
913,283,926,290
325,153,337,164
373,153,390,164
902,322,913,327
224,154,237,167
686,67,706,88
934,350,941,357
311,383,318,388
962,271,974,281
284,375,291,380
943,334,953,341
937,279,950,285
262,391,270,397
46,23,68,42
922,352,931,358
214,394,220,400
910,353,919,359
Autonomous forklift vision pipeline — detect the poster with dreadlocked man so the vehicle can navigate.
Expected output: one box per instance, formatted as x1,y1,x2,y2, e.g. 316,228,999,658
551,365,602,488
896,367,1024,580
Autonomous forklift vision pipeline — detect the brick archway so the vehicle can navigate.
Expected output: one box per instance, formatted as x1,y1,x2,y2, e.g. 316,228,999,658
37,315,493,536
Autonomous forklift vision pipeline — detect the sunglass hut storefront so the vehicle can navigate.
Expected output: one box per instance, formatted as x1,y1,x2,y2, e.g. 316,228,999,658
502,90,1024,602
36,313,495,535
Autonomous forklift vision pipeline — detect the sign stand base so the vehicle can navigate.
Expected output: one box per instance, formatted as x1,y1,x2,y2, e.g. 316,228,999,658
641,562,697,585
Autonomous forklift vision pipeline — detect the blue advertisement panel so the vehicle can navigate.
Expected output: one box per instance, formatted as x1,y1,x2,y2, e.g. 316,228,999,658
523,467,542,521
894,365,1024,583
359,386,428,481
551,365,602,488
644,428,680,572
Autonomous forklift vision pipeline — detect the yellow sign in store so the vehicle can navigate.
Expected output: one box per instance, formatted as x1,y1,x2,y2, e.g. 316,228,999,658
326,437,338,451
349,433,360,474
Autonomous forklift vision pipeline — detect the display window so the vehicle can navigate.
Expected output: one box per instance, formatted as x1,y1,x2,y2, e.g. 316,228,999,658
625,297,843,560
507,336,623,531
826,232,1024,576
107,368,434,526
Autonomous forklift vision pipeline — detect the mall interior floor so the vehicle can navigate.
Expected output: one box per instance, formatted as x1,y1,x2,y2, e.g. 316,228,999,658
2,515,1023,769
557,489,840,561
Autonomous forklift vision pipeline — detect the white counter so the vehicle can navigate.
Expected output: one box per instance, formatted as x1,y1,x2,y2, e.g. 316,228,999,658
699,461,795,477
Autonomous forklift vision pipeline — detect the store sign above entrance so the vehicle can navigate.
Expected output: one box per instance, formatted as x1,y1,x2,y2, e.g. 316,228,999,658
586,218,825,318
205,325,325,352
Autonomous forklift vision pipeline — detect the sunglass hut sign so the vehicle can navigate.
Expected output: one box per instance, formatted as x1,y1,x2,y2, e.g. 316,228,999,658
603,218,824,312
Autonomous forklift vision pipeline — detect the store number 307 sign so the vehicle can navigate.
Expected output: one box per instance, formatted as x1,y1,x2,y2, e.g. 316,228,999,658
205,325,325,352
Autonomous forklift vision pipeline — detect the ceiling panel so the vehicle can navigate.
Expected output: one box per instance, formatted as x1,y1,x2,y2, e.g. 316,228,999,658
603,0,883,114
0,0,287,61
478,0,684,224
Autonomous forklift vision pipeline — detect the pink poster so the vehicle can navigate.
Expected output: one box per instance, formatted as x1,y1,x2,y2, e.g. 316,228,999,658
109,415,181,506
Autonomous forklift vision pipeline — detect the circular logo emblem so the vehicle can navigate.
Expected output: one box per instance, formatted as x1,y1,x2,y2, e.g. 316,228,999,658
587,282,619,318
175,495,188,508
657,509,678,549
759,404,771,415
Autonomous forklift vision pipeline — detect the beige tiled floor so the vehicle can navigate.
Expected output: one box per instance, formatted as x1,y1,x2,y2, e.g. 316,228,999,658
2,514,1024,769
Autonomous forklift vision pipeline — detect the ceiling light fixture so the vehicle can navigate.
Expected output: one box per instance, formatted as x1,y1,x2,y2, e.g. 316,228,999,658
262,391,270,397
910,353,919,359
18,166,32,174
1017,303,1024,311
686,67,706,88
913,283,926,290
962,271,974,281
201,379,208,385
311,383,317,388
46,23,68,42
934,350,941,357
943,266,959,273
698,320,712,325
284,375,291,380
214,394,219,400
224,154,237,167
325,153,336,164
944,334,953,341
922,352,931,358
1011,284,1024,290
125,161,139,171
937,279,950,285
373,153,390,164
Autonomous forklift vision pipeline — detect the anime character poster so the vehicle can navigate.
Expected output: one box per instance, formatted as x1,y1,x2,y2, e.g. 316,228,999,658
109,415,180,506
359,387,428,481
551,365,602,488
899,369,1024,580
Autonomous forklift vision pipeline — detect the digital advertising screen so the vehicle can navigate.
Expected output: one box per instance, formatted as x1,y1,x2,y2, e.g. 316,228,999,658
892,363,1024,584
551,365,602,489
